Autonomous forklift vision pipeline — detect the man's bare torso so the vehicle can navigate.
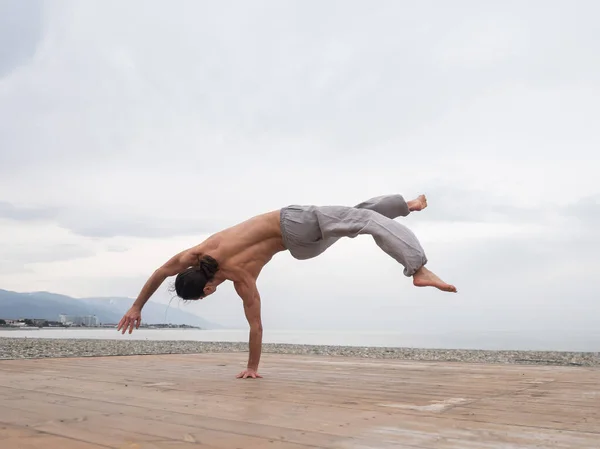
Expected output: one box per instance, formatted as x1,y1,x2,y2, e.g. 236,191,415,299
192,209,286,283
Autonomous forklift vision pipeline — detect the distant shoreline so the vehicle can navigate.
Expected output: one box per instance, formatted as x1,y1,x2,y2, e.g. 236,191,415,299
1,337,598,367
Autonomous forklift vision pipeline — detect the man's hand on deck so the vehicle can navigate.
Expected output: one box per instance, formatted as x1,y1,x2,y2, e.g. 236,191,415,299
236,368,263,379
117,307,142,334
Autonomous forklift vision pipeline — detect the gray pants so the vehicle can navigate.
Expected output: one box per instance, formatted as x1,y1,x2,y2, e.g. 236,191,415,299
279,194,427,276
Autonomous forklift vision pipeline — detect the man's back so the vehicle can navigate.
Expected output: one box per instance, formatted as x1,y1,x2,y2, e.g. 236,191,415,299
200,209,286,280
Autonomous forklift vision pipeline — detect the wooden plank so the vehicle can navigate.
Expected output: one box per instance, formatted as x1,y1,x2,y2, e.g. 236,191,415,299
1,372,597,433
3,391,598,449
36,414,339,449
1,353,599,449
0,357,583,407
0,389,360,449
59,393,600,449
2,354,588,401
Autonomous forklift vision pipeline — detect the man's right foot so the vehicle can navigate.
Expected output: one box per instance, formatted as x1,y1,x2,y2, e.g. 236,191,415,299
412,266,457,293
408,194,428,212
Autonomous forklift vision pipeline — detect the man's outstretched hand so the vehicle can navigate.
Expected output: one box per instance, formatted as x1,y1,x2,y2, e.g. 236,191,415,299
236,368,262,379
117,307,142,334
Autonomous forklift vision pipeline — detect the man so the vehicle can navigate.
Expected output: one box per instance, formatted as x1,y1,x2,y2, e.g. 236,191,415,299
117,193,457,378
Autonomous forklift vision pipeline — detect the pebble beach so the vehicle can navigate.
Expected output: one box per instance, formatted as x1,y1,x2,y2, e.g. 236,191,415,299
1,337,598,367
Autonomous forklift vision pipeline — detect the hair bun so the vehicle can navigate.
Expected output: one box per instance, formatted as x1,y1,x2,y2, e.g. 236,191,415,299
199,255,219,278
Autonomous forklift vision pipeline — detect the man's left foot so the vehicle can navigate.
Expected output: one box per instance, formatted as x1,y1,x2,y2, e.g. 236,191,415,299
408,194,427,212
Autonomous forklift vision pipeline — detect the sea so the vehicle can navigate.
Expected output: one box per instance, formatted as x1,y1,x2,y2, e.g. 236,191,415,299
1,328,599,352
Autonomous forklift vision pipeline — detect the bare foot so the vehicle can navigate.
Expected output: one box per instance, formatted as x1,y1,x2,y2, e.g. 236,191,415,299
412,266,457,292
407,194,427,212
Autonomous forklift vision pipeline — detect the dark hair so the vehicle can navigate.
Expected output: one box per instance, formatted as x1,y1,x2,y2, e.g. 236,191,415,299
174,255,219,300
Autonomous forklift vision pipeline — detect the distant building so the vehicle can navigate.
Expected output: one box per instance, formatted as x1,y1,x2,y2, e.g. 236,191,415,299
59,314,100,326
59,314,75,325
82,315,100,326
4,319,26,327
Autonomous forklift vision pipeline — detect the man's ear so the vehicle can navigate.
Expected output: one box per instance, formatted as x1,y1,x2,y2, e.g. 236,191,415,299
203,285,216,295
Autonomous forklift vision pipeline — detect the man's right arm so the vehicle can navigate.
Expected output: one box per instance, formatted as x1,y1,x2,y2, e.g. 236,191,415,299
233,279,263,378
117,249,198,334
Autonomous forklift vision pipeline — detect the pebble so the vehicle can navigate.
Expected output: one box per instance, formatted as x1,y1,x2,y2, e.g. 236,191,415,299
0,337,598,367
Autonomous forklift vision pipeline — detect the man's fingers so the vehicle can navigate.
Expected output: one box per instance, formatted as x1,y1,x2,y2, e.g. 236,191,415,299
117,311,141,334
236,370,262,379
118,316,130,333
121,318,130,334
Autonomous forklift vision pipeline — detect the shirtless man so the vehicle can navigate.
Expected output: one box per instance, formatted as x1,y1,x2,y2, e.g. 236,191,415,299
117,193,457,378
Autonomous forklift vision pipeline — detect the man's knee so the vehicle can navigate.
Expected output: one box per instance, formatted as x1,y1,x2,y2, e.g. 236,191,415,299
383,194,409,217
355,194,409,218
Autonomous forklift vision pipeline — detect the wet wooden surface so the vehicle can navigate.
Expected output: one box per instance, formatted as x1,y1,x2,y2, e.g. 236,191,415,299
0,352,599,448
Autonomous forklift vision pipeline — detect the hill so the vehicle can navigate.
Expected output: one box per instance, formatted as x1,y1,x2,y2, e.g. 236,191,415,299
0,289,222,328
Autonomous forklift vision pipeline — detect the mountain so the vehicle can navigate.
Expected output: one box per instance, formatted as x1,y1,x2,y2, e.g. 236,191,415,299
0,289,222,328
81,296,223,329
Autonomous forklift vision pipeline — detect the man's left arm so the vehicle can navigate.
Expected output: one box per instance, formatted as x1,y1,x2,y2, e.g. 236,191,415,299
233,279,263,379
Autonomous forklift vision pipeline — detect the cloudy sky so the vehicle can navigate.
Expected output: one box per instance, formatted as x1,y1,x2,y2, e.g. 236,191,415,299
1,0,598,335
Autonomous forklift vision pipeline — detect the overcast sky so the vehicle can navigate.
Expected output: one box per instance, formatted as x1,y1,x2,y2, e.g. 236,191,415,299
1,0,598,334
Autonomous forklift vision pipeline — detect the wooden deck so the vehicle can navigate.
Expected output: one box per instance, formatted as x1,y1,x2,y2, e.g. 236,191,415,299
0,352,599,448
